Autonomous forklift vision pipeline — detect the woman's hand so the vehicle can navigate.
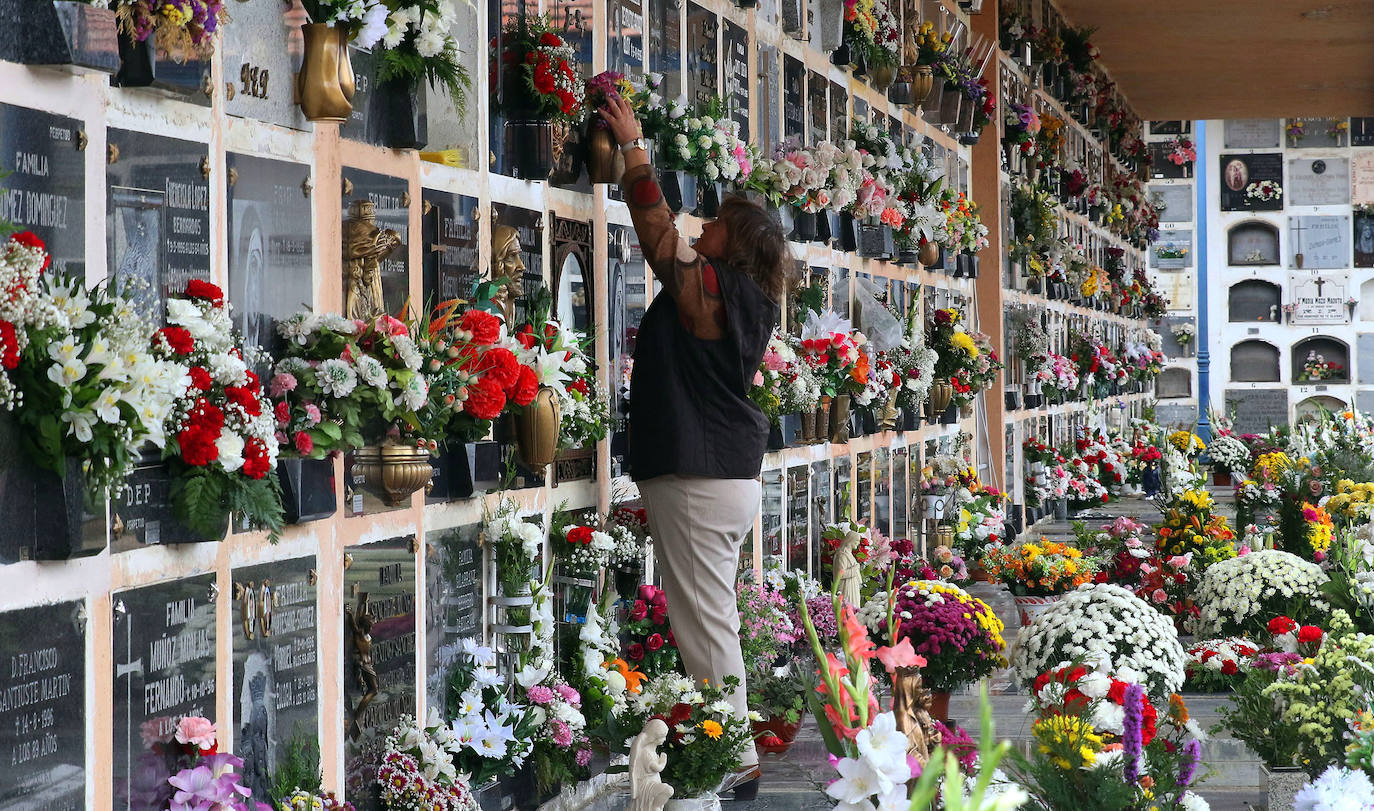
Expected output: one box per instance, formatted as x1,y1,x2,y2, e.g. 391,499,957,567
599,94,643,147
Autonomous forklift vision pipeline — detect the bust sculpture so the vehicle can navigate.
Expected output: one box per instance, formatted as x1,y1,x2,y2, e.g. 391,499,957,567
628,717,674,811
490,222,527,325
342,199,401,323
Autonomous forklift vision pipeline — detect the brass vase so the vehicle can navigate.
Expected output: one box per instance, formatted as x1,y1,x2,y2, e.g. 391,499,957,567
869,63,896,92
800,409,817,443
813,396,832,445
297,23,352,122
911,64,934,102
514,386,562,468
828,393,851,444
926,381,954,420
918,240,941,268
338,35,355,102
879,390,900,430
355,444,433,506
585,124,624,184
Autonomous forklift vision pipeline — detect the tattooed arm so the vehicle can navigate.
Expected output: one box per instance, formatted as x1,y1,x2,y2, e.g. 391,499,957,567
601,95,726,340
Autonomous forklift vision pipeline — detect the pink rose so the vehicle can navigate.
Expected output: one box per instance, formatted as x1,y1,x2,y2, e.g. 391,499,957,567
174,715,216,753
629,600,648,621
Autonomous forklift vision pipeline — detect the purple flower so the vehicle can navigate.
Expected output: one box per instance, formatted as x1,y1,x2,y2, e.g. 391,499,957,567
1178,738,1201,787
1122,683,1143,784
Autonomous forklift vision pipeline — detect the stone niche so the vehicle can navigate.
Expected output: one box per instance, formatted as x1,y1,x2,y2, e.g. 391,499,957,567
1293,336,1350,382
1155,367,1193,399
1297,395,1348,420
1230,340,1282,383
1228,279,1281,322
1228,220,1281,266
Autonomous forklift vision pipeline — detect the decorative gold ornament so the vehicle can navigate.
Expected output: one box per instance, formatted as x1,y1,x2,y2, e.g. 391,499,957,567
513,386,562,468
298,23,353,122
489,222,527,325
342,200,401,323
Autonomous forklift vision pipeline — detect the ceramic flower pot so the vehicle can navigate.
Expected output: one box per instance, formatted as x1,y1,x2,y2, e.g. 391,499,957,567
828,394,851,444
355,444,433,506
585,123,624,184
1013,593,1062,626
504,119,556,180
513,386,561,469
297,23,353,122
752,716,803,755
277,456,337,523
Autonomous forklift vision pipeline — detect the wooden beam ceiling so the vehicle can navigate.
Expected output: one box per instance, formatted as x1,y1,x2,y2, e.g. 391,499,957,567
1054,0,1374,120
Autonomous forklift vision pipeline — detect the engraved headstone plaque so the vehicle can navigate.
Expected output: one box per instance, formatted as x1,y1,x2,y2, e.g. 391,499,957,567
1353,118,1374,147
231,557,318,804
1149,120,1189,136
1289,215,1350,270
648,0,682,100
1290,117,1347,149
343,537,417,811
0,103,84,278
421,189,479,303
1219,153,1283,211
1289,158,1350,207
0,600,86,810
1224,389,1288,435
756,43,779,151
829,80,847,138
1353,153,1374,205
783,56,805,141
1151,184,1192,223
1355,211,1374,268
1289,272,1350,325
1224,119,1281,150
686,2,718,108
1151,229,1191,270
808,70,827,141
113,574,217,811
722,19,749,141
425,525,481,713
228,154,314,352
223,0,310,130
607,0,645,76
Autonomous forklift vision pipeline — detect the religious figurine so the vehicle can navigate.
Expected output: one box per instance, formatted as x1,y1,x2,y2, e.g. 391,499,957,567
489,222,527,325
891,667,937,768
833,527,863,609
629,718,675,811
345,591,379,741
342,200,401,323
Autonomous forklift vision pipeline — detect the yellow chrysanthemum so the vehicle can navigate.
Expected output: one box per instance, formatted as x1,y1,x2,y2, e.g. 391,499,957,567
950,331,979,358
699,719,723,739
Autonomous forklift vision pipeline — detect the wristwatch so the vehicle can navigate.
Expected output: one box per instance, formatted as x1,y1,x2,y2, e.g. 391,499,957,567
619,137,647,154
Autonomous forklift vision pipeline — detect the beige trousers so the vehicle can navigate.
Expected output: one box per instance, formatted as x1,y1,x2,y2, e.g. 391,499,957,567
639,473,761,768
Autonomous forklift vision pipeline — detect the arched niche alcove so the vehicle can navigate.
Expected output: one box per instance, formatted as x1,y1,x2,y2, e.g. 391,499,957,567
1228,220,1281,266
1228,279,1281,322
1296,395,1348,421
1360,278,1374,321
1156,367,1193,399
1230,340,1282,382
1292,336,1350,383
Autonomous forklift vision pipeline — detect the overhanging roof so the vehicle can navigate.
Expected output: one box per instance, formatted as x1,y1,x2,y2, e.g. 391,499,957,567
1054,0,1374,120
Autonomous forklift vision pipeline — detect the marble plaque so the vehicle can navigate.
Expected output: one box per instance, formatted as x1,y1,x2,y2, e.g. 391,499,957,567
491,203,545,323
1224,119,1281,150
1148,141,1190,179
0,601,86,810
808,460,831,571
1289,215,1350,269
1220,153,1284,211
1225,389,1289,434
782,56,804,141
338,46,375,140
1357,390,1374,415
1358,334,1374,385
111,451,222,550
722,19,749,141
1151,230,1192,269
227,154,313,353
756,43,780,151
113,574,217,811
1351,153,1374,204
1289,272,1350,325
647,0,681,100
1289,158,1350,207
0,104,84,278
425,525,481,714
1353,118,1374,147
1355,212,1374,268
808,70,827,141
343,537,417,811
786,466,807,572
1153,403,1198,430
1159,269,1195,311
762,468,783,558
1160,315,1194,356
606,0,645,76
223,0,310,130
343,167,410,316
231,557,319,804
1150,120,1189,136
686,2,718,108
829,80,848,138
1291,117,1346,149
421,189,478,303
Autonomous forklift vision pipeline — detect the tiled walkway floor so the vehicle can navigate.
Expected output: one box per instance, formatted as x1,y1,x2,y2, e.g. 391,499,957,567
733,490,1267,810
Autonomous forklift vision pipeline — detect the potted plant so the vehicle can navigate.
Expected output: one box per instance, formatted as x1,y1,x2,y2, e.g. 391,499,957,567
623,676,754,807
294,0,388,121
797,309,865,444
981,538,1095,625
738,576,803,752
750,328,821,449
494,14,582,178
749,665,806,754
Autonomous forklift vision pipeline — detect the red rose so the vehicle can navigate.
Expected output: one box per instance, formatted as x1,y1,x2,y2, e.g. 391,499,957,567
651,606,667,625
629,600,648,621
511,365,539,407
539,31,562,46
484,346,521,390
667,630,675,646
1297,625,1323,644
463,376,506,420
1267,616,1297,636
646,633,664,651
460,309,502,345
184,279,225,307
189,366,212,390
568,526,594,546
626,643,645,661
155,326,195,355
9,231,49,270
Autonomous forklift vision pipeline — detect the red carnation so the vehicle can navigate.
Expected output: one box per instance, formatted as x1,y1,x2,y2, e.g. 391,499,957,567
484,346,521,391
514,325,538,349
273,400,290,425
189,366,212,390
155,326,195,356
1221,660,1238,676
178,426,220,467
567,526,594,546
460,309,502,345
0,320,18,370
511,365,539,407
293,431,313,456
1268,616,1297,636
463,376,506,420
184,279,225,307
242,438,271,479
9,231,49,270
667,703,692,726
1297,625,1323,644
225,386,262,417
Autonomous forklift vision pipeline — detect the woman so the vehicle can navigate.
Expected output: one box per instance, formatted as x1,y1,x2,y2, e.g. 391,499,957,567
600,95,786,797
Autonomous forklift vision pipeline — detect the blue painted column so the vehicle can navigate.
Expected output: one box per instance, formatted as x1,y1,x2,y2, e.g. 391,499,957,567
1195,119,1212,443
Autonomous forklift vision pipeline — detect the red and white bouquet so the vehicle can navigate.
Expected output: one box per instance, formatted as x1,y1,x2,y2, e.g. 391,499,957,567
552,520,615,572
153,281,283,540
415,301,537,443
506,294,607,448
1184,637,1259,692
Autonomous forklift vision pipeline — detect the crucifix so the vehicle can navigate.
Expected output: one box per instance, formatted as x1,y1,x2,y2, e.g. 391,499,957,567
1313,276,1327,298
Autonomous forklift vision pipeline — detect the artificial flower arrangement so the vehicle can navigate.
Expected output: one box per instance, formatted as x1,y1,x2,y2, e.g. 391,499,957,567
375,0,470,114
0,231,184,496
149,716,261,810
645,98,752,185
1027,351,1080,400
483,497,544,629
152,281,284,540
939,190,991,256
1301,349,1344,382
1153,489,1237,567
1184,636,1260,692
884,305,938,416
856,579,1006,693
1245,179,1282,203
749,328,822,425
928,307,983,408
506,290,607,449
1205,433,1250,477
1191,549,1330,637
279,789,356,810
1011,583,1187,700
1010,662,1208,811
621,584,680,678
550,513,615,573
798,309,869,402
954,487,1007,563
751,139,857,215
622,673,755,799
377,711,480,810
1165,136,1197,167
1003,100,1042,155
492,14,581,122
981,538,1094,597
1008,184,1056,273
114,0,227,63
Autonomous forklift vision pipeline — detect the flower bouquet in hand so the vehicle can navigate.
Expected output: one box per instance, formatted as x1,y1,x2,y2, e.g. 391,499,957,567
152,281,284,541
0,231,186,496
